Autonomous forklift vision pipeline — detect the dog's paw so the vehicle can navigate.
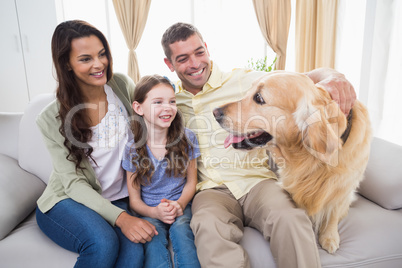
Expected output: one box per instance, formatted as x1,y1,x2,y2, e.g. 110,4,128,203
319,232,340,254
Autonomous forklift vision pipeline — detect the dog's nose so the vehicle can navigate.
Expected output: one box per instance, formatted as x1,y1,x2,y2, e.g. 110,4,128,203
213,107,225,122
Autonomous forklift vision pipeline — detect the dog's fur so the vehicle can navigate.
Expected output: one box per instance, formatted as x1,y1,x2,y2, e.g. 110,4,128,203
214,71,372,253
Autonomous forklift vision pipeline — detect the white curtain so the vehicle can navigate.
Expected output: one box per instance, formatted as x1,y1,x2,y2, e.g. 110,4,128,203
252,0,291,70
359,0,402,146
112,0,151,83
295,0,338,72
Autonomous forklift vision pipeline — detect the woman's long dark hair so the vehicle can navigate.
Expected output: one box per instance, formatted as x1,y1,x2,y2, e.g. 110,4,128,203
130,75,193,187
51,20,113,171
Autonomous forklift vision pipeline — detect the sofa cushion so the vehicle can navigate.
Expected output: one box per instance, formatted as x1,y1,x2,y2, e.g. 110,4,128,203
0,154,46,240
319,195,402,267
240,226,275,267
18,94,55,184
358,137,402,210
0,212,77,268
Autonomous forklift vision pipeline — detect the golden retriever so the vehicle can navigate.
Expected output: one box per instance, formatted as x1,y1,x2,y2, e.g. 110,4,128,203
213,71,372,253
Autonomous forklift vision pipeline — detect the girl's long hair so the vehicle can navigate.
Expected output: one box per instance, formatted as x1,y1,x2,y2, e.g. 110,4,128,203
51,20,113,171
130,75,193,186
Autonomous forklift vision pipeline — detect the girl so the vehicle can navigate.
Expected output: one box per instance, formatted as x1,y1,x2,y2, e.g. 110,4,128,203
122,75,201,268
35,20,157,268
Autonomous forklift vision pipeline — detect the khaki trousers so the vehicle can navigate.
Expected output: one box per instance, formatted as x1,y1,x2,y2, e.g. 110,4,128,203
190,179,321,268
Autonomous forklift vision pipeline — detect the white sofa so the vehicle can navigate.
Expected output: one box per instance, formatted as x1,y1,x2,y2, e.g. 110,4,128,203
1,93,402,268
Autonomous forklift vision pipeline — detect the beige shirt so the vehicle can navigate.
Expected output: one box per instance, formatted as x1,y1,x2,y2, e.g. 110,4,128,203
175,63,277,199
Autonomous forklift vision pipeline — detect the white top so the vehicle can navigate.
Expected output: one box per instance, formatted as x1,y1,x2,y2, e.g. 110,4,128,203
88,84,132,201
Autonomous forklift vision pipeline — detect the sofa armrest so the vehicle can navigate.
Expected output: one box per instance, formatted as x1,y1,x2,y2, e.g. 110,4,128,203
0,112,23,160
358,137,402,210
0,154,46,240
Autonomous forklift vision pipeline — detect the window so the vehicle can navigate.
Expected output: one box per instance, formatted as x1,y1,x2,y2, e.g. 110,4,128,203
336,0,402,146
55,0,276,82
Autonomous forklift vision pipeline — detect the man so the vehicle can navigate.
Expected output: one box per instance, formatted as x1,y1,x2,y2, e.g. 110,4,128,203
161,22,355,268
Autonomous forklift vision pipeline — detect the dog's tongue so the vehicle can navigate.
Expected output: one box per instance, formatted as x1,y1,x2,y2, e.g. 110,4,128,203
224,133,245,148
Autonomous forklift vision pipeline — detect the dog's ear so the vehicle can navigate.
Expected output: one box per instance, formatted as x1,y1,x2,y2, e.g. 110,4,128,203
294,99,342,166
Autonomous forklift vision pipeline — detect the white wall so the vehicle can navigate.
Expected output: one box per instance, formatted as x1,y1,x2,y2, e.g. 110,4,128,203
0,0,57,112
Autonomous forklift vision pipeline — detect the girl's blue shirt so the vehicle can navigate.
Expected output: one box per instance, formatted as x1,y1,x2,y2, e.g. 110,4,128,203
122,128,200,207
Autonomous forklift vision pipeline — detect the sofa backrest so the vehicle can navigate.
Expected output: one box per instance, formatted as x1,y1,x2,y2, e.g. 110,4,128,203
18,94,55,184
0,113,23,160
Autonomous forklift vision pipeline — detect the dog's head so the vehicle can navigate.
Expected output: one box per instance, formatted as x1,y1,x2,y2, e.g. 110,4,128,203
213,71,347,164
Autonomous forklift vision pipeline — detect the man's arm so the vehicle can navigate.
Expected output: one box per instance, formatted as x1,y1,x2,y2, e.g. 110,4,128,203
306,67,356,115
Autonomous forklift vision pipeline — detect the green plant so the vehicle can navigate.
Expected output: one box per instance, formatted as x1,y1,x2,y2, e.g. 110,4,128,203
247,56,277,72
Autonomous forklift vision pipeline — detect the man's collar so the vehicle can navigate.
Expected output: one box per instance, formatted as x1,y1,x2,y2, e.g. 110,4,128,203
204,61,223,90
175,82,184,93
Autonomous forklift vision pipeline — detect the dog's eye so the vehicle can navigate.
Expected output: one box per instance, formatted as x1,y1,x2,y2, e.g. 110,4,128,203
253,92,266,105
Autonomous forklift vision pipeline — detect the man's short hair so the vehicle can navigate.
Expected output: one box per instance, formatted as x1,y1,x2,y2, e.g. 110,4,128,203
161,22,204,61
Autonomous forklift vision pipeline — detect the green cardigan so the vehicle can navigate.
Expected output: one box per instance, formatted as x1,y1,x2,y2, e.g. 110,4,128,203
36,73,135,226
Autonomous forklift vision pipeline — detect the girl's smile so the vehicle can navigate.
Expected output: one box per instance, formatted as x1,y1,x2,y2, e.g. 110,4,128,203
159,115,173,122
134,83,177,131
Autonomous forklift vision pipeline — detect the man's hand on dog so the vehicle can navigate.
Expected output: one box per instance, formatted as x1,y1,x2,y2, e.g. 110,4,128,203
306,68,356,115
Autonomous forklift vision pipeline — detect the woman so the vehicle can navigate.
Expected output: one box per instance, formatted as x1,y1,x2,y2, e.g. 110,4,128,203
35,20,157,268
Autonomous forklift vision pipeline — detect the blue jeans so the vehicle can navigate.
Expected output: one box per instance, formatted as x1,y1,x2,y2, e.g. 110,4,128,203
142,204,200,268
36,197,144,268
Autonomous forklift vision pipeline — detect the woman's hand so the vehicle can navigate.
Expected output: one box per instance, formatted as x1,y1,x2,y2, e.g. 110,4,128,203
115,212,158,243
